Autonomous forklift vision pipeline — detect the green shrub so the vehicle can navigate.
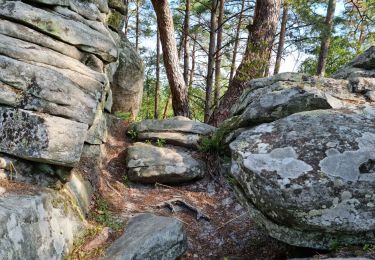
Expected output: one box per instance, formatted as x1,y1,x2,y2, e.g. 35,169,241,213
156,138,166,147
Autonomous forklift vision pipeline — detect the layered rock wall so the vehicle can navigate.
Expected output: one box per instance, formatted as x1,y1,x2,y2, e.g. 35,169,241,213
0,0,144,258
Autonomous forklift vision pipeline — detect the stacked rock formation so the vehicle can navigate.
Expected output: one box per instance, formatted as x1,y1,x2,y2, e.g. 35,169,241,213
126,116,216,184
0,0,143,258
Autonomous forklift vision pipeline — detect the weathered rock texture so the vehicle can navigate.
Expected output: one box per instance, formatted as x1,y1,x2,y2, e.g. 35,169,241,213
230,109,375,249
0,0,143,165
229,72,373,130
126,142,205,184
133,116,216,149
227,47,375,249
0,0,143,258
0,191,82,260
102,213,187,260
111,34,144,119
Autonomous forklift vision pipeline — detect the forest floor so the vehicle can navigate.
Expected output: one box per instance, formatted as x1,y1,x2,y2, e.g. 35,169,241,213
71,117,375,260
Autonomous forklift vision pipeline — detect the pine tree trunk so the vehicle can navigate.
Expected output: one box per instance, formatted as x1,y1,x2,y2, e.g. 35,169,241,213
151,0,190,117
135,0,140,52
274,1,289,75
163,92,171,119
229,0,246,83
214,0,225,108
189,33,197,89
124,0,129,37
183,0,190,85
154,28,160,119
204,0,218,123
316,0,336,76
210,0,281,126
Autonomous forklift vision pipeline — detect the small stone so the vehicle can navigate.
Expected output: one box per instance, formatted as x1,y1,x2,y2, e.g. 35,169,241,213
102,214,187,260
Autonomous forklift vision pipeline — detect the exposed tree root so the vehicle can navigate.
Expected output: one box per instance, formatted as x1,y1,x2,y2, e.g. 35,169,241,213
156,197,211,221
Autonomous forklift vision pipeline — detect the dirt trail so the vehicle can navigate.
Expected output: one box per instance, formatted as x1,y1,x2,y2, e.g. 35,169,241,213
81,117,303,260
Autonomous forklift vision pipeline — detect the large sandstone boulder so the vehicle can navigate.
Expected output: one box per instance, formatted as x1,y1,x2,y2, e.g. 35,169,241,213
0,191,83,259
133,116,216,149
126,142,205,184
230,109,375,249
102,213,187,260
111,34,144,119
333,46,375,79
333,46,375,102
228,72,372,130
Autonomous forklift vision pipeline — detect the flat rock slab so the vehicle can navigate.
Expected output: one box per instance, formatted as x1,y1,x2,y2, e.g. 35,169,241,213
230,109,375,249
134,116,216,135
137,132,201,149
102,213,187,260
0,107,87,167
133,117,216,149
126,143,205,184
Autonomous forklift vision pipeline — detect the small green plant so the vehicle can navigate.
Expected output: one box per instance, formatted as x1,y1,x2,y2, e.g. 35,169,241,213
199,135,222,153
127,127,139,140
90,197,122,231
156,138,166,147
114,111,132,121
144,139,152,144
329,239,339,251
122,174,129,186
198,117,239,154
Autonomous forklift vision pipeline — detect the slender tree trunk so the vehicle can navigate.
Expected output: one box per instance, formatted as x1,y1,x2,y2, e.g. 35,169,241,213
154,28,160,119
204,0,218,123
229,0,246,83
210,0,281,126
274,1,289,75
151,0,190,117
214,0,225,108
356,23,365,54
189,33,197,89
183,0,190,85
163,92,171,119
135,0,140,52
124,0,129,37
316,0,336,76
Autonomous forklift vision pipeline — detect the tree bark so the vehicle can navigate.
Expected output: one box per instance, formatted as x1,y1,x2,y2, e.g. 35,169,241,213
204,0,218,123
163,92,171,119
229,0,246,83
124,0,129,37
135,0,140,52
214,0,225,108
183,0,190,85
210,0,281,126
274,1,289,75
154,28,160,119
151,0,190,117
316,0,336,76
189,33,197,89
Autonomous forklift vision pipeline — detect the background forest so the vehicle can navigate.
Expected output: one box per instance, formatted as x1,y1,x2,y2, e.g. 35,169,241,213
121,0,374,122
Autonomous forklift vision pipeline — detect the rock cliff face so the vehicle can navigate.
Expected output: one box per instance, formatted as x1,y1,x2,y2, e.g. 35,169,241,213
227,47,375,249
0,0,144,258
